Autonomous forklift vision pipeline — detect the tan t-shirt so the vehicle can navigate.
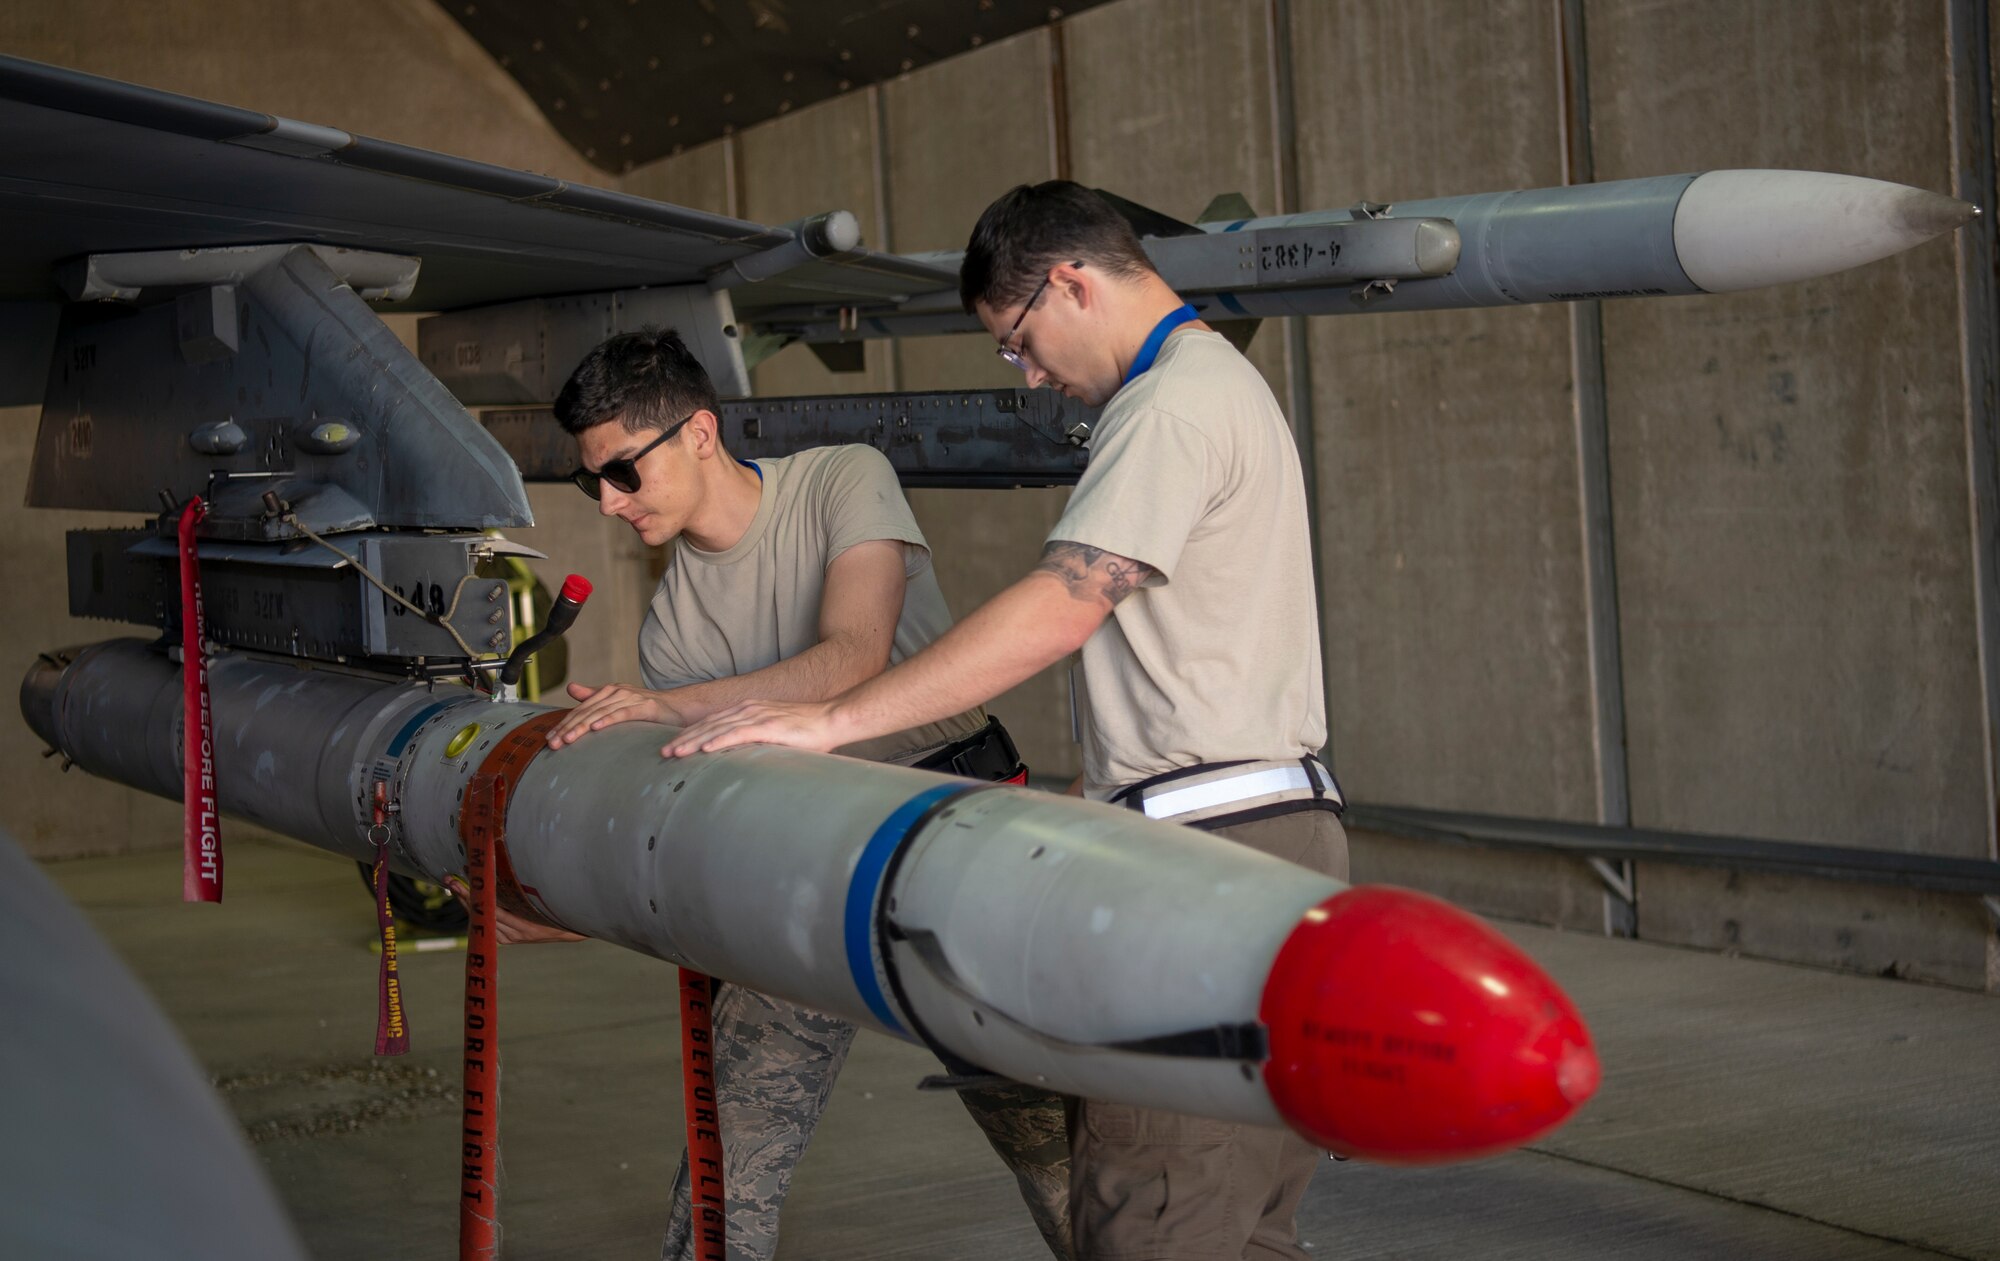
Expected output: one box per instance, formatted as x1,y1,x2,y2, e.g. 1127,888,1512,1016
638,444,984,764
1050,328,1327,797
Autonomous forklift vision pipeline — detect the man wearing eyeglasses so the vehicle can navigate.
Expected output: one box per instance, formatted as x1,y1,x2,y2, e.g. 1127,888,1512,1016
508,327,1072,1261
666,182,1345,1261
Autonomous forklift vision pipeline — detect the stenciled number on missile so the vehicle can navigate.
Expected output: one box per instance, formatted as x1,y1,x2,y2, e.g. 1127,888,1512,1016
1257,232,1343,283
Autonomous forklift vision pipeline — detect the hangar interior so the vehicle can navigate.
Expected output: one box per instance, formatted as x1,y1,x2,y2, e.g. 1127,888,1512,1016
3,1,1997,1259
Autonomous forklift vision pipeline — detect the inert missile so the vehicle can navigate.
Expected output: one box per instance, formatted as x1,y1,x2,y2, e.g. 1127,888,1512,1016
23,640,1599,1162
768,169,1976,344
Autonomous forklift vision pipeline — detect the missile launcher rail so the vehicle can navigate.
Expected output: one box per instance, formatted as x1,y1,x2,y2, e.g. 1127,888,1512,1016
480,389,1100,490
66,527,527,666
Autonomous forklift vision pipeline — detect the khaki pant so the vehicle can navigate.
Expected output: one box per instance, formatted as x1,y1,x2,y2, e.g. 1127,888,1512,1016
1067,808,1348,1261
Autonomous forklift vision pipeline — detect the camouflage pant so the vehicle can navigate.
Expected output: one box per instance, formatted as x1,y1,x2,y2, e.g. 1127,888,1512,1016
661,983,1073,1261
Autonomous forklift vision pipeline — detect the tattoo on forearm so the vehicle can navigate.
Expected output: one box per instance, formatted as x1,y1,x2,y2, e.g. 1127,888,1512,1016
1036,541,1153,606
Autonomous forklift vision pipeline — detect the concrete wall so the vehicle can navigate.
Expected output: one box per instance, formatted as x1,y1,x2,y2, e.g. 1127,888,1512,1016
1293,0,1610,931
0,0,596,180
0,0,633,858
1588,0,1990,986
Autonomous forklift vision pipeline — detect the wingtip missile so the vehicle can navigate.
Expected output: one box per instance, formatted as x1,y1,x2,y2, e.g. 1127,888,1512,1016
768,167,1979,344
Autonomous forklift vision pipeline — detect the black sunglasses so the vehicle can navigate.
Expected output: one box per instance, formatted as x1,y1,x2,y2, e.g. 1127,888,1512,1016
570,414,694,500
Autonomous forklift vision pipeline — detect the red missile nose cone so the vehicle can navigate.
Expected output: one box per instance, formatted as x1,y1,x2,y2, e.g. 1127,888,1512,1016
1260,886,1598,1163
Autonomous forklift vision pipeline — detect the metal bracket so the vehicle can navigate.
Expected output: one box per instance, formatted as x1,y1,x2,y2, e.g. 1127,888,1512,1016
1350,277,1399,305
1587,855,1638,938
1587,855,1634,902
1350,200,1393,220
704,210,862,290
57,243,420,304
32,244,529,531
478,387,1099,489
418,281,751,402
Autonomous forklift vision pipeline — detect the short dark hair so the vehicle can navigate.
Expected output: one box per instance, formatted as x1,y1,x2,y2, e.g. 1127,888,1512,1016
959,181,1157,314
553,326,720,437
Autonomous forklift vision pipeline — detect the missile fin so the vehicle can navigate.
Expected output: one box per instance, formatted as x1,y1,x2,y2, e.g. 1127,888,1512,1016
1092,189,1203,239
1198,192,1258,224
807,340,869,374
1215,319,1263,354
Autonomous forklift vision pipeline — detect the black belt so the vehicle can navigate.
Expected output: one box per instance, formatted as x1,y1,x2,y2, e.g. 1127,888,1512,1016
911,716,1026,784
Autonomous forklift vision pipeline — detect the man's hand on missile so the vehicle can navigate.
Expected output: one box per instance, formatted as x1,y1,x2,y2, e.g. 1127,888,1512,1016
443,876,588,944
547,681,687,748
490,907,588,945
662,698,844,758
663,544,1139,760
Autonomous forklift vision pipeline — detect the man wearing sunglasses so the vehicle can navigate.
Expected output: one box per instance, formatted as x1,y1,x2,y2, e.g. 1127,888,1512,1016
666,182,1345,1261
511,327,1072,1260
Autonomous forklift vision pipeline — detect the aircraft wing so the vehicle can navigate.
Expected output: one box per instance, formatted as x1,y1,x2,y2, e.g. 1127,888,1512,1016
0,54,957,314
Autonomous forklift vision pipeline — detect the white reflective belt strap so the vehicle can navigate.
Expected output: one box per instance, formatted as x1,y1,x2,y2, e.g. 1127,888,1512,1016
1138,758,1342,821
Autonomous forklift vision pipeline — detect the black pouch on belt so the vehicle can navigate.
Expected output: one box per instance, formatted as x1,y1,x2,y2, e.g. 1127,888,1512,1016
911,715,1028,784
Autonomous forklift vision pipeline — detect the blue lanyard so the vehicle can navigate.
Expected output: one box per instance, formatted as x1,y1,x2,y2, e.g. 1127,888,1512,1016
739,458,762,482
1122,304,1199,387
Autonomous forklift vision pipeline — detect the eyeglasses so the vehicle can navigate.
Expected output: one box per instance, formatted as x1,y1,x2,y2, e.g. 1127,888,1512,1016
570,414,693,500
995,261,1083,372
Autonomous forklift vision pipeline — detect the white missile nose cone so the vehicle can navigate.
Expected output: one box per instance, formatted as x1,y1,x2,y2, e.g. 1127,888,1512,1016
1673,169,1977,294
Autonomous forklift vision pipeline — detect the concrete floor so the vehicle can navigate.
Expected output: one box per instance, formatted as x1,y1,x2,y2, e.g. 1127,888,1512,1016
40,834,2000,1261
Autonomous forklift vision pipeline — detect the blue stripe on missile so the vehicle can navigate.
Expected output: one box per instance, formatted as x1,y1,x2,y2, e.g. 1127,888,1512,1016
1218,291,1248,316
1224,219,1250,232
843,781,966,1035
385,701,448,757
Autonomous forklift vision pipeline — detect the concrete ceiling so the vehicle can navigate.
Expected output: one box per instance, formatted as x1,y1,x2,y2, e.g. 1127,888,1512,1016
438,0,1112,173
